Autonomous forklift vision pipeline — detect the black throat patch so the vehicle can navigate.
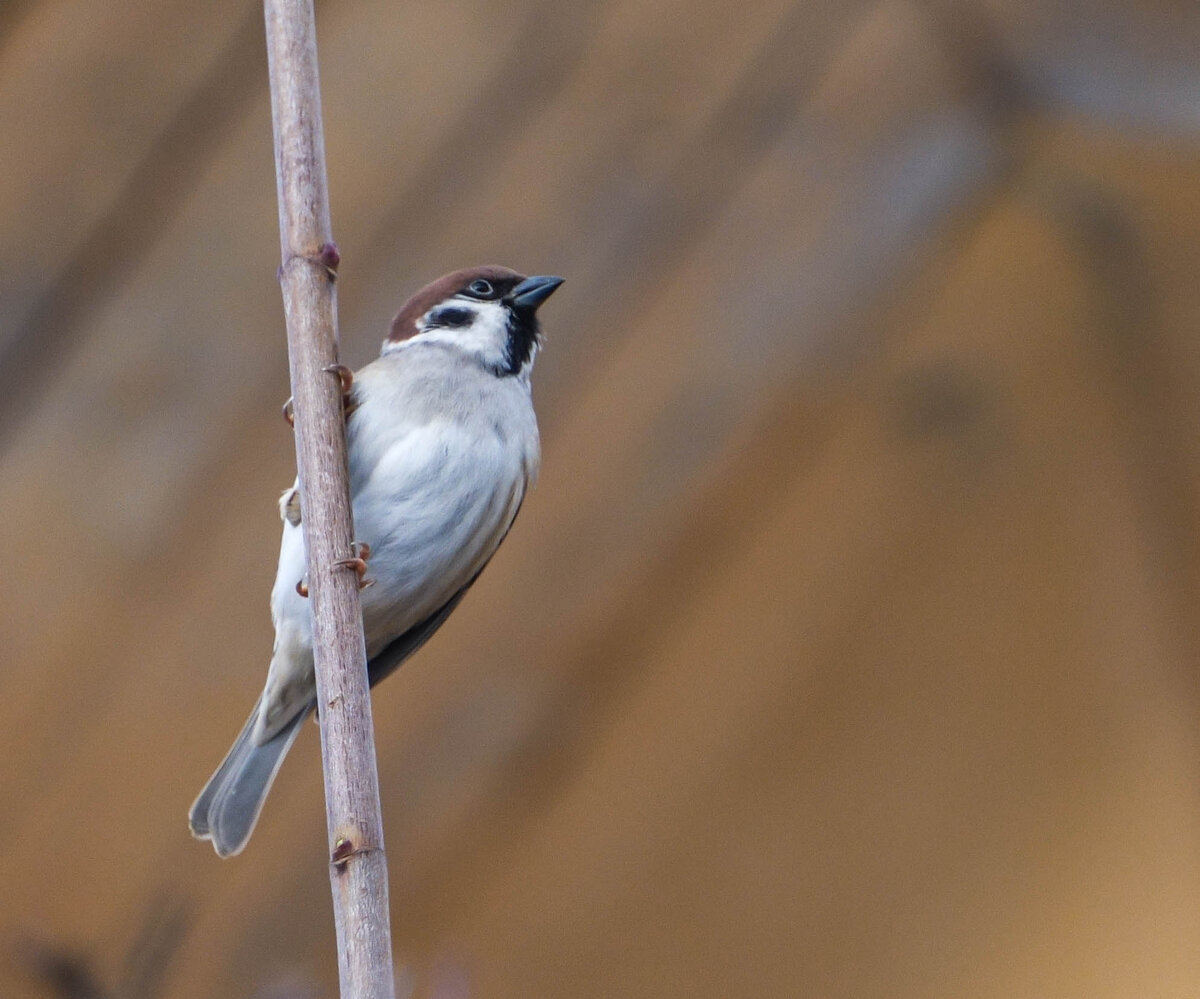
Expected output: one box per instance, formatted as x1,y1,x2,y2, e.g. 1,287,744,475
502,308,541,376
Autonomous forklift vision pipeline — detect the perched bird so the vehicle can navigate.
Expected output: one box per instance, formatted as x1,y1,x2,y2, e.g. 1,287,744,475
190,265,562,857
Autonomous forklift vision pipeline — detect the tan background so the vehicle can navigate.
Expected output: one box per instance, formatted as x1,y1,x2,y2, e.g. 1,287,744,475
1,1,1199,997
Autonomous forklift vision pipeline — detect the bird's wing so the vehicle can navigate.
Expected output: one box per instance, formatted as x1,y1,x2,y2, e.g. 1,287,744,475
365,582,472,688
262,419,529,739
366,493,525,687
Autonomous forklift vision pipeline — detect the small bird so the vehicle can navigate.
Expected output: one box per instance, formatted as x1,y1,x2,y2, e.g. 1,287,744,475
190,265,562,857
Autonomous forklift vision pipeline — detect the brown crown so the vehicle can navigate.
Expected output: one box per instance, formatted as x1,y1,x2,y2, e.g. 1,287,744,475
386,265,526,342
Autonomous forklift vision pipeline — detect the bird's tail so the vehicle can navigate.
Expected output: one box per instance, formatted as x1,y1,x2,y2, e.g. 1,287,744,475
189,696,308,857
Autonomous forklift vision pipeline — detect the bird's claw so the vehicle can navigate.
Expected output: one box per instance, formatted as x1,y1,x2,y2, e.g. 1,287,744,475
323,363,358,418
298,541,370,595
334,541,374,589
323,363,354,395
282,365,355,429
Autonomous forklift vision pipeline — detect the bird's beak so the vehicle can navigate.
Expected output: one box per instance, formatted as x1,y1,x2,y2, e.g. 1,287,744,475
510,275,564,311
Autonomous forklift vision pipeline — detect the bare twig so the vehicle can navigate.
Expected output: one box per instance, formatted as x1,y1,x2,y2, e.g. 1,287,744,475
262,3,395,998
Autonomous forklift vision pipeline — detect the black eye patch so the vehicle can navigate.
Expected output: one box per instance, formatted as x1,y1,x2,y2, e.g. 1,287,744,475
428,306,474,328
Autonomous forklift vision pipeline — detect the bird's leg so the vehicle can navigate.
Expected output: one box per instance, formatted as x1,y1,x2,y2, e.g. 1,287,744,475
334,540,374,589
282,396,295,427
296,576,309,598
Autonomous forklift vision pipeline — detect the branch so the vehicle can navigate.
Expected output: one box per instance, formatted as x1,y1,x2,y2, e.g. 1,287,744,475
262,3,395,998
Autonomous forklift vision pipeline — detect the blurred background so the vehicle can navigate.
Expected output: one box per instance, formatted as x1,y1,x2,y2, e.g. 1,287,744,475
2,0,1199,996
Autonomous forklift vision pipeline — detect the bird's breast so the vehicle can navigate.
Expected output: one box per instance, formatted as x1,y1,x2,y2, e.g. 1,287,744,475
344,364,538,653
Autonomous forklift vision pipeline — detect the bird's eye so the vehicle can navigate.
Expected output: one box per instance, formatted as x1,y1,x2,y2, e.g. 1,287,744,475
467,279,494,297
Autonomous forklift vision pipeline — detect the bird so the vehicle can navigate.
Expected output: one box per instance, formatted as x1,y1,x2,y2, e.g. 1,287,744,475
189,265,562,857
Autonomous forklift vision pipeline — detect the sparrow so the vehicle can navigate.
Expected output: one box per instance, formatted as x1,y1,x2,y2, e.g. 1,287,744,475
189,265,562,857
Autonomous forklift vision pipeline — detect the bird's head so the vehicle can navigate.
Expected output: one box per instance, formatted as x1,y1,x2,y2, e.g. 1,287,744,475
384,265,563,377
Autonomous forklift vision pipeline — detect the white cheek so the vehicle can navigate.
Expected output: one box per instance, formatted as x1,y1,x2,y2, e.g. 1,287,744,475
408,302,510,366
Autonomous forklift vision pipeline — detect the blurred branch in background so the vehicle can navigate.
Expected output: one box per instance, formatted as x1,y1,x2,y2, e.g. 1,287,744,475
13,895,189,999
0,5,265,454
1036,169,1200,670
0,0,35,55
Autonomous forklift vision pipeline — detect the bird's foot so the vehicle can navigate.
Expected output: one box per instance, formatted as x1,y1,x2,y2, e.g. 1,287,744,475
280,487,302,526
297,541,371,596
334,541,374,589
281,362,355,429
323,363,358,418
323,363,353,395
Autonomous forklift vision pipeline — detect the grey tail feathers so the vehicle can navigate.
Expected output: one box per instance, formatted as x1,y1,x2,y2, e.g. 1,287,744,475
188,696,309,858
189,585,482,857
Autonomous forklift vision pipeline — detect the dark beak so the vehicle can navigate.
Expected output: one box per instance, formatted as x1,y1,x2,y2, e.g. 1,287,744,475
510,275,564,311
